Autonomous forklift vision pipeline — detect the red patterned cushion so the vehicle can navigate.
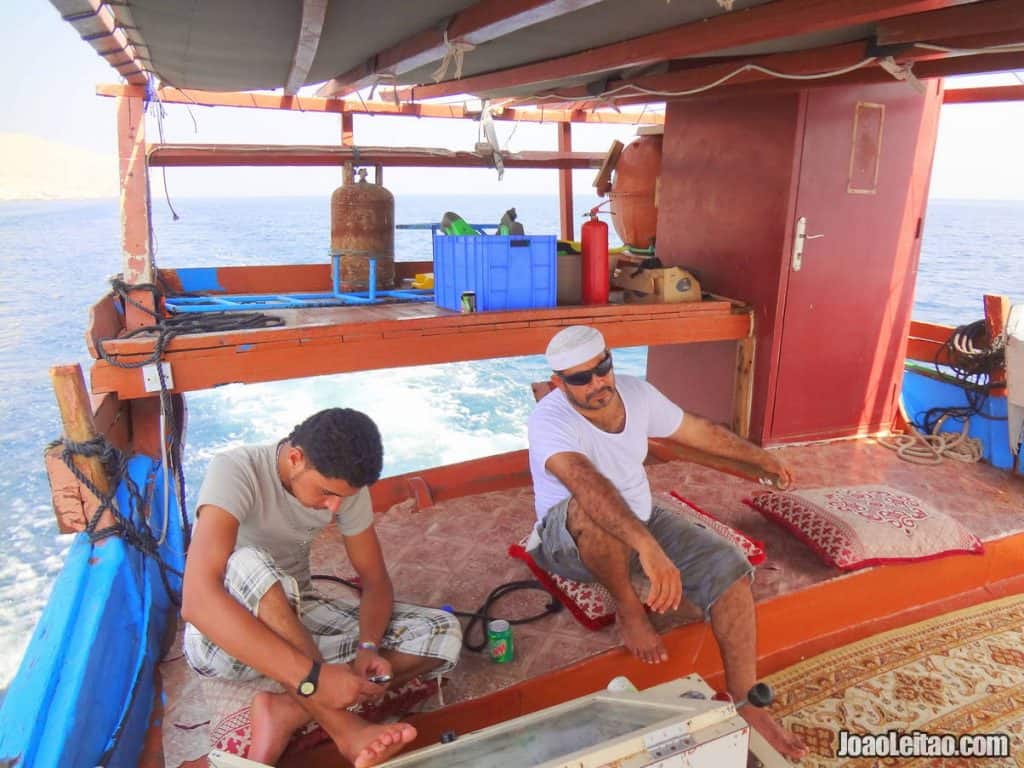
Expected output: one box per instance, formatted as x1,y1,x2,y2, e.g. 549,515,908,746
508,491,766,629
745,485,983,571
508,541,617,630
657,492,766,566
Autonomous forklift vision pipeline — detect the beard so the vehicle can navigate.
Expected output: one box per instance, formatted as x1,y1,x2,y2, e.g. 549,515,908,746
566,385,616,411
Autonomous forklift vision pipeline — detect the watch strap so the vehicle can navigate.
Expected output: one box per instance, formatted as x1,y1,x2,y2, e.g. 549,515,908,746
297,659,321,697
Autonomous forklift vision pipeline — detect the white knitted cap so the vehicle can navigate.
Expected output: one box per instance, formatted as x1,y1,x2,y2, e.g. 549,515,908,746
545,326,606,371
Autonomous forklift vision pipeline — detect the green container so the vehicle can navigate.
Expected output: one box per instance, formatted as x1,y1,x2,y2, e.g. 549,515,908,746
487,619,514,663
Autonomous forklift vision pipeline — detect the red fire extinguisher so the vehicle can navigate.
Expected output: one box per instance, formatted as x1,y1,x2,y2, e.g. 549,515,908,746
581,205,609,305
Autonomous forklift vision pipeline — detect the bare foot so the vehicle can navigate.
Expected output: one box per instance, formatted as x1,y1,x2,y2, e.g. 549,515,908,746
741,706,807,762
343,721,417,768
617,603,668,664
249,691,311,764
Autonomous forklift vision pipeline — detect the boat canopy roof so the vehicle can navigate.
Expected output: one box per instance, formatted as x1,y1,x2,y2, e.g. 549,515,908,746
52,0,1024,107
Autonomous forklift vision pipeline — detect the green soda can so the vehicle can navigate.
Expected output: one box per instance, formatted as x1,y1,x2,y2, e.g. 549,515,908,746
487,619,514,663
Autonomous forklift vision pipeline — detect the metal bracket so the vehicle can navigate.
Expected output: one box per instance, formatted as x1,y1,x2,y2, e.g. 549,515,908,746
142,362,173,393
647,732,697,759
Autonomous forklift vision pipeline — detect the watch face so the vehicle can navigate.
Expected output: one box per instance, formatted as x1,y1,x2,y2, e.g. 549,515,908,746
299,680,315,696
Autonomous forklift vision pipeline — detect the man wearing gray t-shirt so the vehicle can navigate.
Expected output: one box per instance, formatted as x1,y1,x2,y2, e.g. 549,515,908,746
527,326,806,762
182,408,461,767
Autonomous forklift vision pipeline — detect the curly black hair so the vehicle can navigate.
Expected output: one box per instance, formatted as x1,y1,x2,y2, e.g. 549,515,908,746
287,408,383,487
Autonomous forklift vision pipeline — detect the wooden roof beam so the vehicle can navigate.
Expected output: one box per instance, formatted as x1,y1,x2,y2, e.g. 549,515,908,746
504,98,582,110
146,143,606,169
543,41,876,105
284,0,329,95
96,84,663,124
896,29,1024,61
598,48,1024,106
943,84,1024,102
876,0,1024,45
914,48,1024,76
781,49,1024,94
317,0,607,99
408,0,982,100
53,0,148,85
542,26,1024,107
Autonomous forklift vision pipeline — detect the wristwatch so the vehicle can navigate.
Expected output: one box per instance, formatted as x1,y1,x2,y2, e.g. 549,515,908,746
297,660,321,697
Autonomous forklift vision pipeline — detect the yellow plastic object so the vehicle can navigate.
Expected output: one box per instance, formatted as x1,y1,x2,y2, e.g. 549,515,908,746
412,272,434,289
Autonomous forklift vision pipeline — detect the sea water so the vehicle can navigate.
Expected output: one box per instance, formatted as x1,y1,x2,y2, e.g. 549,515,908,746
0,195,1021,698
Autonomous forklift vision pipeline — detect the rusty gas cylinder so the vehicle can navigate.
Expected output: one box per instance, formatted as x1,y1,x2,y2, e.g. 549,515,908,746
609,134,662,251
330,168,396,290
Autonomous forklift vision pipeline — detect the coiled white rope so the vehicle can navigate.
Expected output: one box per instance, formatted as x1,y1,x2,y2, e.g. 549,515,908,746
879,414,983,465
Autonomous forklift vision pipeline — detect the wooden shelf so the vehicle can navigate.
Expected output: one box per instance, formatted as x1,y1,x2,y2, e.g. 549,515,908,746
89,300,752,399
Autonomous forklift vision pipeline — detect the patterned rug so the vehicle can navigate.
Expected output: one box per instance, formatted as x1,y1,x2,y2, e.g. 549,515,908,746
765,594,1024,767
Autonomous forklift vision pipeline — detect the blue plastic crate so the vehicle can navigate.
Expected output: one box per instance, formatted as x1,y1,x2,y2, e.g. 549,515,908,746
433,234,557,312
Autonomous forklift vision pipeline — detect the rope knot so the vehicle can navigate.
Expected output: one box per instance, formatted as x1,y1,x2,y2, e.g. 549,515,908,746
54,434,188,605
432,29,476,83
369,72,401,107
879,56,926,94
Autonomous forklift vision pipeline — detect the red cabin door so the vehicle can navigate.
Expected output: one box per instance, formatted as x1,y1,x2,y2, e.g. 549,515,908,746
767,82,940,443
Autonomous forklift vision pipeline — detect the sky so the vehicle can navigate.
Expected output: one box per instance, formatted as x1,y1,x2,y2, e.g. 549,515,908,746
2,2,1022,200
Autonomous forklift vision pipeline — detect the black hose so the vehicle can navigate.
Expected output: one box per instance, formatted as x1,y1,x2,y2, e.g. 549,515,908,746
311,575,562,652
918,319,1007,434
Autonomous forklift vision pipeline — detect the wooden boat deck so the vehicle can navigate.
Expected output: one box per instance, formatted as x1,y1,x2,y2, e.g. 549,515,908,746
159,438,1024,767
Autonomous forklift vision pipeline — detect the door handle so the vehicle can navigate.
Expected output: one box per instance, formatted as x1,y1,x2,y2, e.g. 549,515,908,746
792,216,824,272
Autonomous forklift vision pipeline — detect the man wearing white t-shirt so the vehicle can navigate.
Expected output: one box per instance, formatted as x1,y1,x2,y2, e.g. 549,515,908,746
527,326,806,761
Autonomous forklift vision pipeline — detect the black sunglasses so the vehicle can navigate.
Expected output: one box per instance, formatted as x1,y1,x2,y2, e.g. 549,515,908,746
557,351,614,386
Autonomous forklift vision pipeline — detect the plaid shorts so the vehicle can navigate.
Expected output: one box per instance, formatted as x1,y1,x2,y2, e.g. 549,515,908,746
183,546,462,683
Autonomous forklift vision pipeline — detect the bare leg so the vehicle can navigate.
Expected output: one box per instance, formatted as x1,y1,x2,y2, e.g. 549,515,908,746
302,700,417,767
709,578,807,761
567,501,667,664
379,650,444,688
246,582,319,762
254,581,321,660
248,583,431,764
249,692,309,764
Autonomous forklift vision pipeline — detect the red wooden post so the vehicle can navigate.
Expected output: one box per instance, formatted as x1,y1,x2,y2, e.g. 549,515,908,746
984,293,1011,389
342,112,356,185
116,93,167,458
558,121,574,241
116,93,155,332
341,112,355,146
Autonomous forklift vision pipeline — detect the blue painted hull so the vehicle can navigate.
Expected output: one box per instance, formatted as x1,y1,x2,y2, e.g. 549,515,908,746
0,456,186,767
903,369,1015,470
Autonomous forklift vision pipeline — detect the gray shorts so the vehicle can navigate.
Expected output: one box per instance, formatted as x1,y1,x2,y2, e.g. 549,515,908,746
529,499,753,620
